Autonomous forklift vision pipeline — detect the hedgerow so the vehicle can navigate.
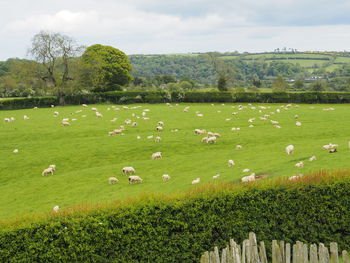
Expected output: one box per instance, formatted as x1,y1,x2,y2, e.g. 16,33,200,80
0,172,349,262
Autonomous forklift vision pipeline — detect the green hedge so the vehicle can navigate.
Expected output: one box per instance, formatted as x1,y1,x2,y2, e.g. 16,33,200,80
0,178,349,262
2,92,350,110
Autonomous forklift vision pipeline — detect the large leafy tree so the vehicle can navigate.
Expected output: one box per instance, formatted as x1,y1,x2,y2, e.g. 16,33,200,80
80,44,132,92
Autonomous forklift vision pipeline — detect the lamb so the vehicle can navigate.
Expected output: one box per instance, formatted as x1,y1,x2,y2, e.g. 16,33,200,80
122,167,136,175
42,167,54,176
294,161,304,167
155,136,161,142
206,136,217,144
108,177,119,184
192,178,200,184
309,156,317,161
53,206,59,213
285,145,294,155
228,160,235,167
128,175,143,184
241,173,256,183
61,121,70,126
152,152,162,160
162,174,170,181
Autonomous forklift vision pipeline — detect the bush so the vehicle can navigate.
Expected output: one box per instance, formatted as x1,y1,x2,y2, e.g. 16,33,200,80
0,97,58,110
0,174,349,262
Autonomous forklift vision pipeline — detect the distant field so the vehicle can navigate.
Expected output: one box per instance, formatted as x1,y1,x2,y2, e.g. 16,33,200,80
1,103,350,219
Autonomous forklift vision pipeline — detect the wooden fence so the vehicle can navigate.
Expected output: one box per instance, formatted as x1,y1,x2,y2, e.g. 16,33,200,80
200,232,349,263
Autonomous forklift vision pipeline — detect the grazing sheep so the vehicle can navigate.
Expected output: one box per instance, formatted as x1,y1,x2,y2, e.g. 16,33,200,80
228,160,235,167
4,118,10,122
213,174,220,179
61,121,70,126
156,126,163,132
212,133,221,138
296,121,302,127
323,143,338,150
275,125,282,129
294,161,304,167
285,145,294,155
13,149,18,153
53,206,59,213
194,129,206,135
91,107,97,111
241,173,256,183
309,156,317,161
49,164,56,171
23,115,30,120
197,113,204,117
235,145,242,149
158,121,164,126
137,136,141,139
122,167,136,175
147,135,154,139
128,175,143,184
206,136,217,144
10,117,15,121
288,174,304,181
242,169,250,173
162,174,170,181
42,167,54,176
201,137,209,143
271,120,279,125
329,148,337,153
96,112,103,118
152,152,162,160
155,136,161,142
82,104,88,107
183,106,190,112
108,177,119,184
143,117,150,121
132,122,138,127
124,119,132,125
192,178,200,184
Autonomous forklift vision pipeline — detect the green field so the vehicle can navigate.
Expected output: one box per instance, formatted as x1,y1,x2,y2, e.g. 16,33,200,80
1,103,350,219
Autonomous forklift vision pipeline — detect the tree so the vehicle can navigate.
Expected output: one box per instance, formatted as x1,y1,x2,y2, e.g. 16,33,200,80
310,80,327,91
293,79,304,90
217,74,228,91
79,44,132,92
28,31,83,103
272,75,288,92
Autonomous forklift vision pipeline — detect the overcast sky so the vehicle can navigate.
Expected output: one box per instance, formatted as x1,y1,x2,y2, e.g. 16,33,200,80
1,0,350,60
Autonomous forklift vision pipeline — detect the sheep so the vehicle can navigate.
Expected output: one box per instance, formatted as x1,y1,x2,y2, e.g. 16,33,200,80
212,133,221,138
192,178,200,184
82,104,88,107
143,117,150,121
157,121,164,126
323,143,338,150
4,118,10,122
197,113,204,117
42,167,54,176
288,174,304,181
62,118,69,122
242,169,250,173
162,174,170,181
128,175,143,184
61,121,70,126
132,122,138,127
53,206,59,213
275,125,282,129
124,119,132,125
309,156,317,161
271,120,279,125
122,167,136,175
108,177,119,184
201,137,209,143
147,135,154,139
49,164,56,171
235,145,242,149
329,148,337,153
249,125,254,128
213,174,220,179
294,161,304,168
91,107,98,111
285,145,294,155
96,112,103,118
137,136,141,139
152,152,162,160
183,106,190,112
228,160,235,167
156,126,163,132
10,117,15,121
241,173,256,183
23,115,30,120
296,121,302,127
13,149,18,153
206,136,217,144
194,129,206,135
155,136,161,143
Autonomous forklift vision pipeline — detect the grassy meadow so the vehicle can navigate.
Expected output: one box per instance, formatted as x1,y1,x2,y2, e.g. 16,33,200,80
1,103,350,219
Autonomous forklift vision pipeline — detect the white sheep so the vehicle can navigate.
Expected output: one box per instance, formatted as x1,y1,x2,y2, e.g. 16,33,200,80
213,174,220,179
285,145,294,155
122,167,136,175
96,112,103,118
309,156,317,161
296,121,302,127
206,136,217,144
132,122,138,127
235,145,242,149
152,152,162,160
49,164,56,171
158,121,164,126
82,104,88,107
13,149,19,153
228,160,235,167
162,174,170,181
61,121,70,126
241,173,256,183
242,169,250,173
288,174,304,181
192,178,200,184
294,161,304,168
128,175,143,184
42,167,54,176
155,136,161,143
201,137,209,143
156,126,163,132
91,107,97,111
194,129,206,135
23,115,30,120
53,206,59,213
108,177,119,184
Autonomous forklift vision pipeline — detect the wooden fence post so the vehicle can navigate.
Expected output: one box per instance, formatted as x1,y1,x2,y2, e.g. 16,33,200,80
330,242,339,263
310,244,318,263
285,243,291,263
342,250,349,263
259,241,268,263
201,251,210,263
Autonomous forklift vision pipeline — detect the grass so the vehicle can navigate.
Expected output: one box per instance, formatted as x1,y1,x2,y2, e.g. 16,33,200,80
1,103,350,219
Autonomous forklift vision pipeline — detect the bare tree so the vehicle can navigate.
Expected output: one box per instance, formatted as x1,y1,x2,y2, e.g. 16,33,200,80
28,31,83,103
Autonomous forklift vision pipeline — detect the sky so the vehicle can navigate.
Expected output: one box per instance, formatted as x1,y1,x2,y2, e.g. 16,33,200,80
1,0,350,60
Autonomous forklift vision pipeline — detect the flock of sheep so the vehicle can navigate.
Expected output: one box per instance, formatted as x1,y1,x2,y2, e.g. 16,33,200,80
3,101,345,214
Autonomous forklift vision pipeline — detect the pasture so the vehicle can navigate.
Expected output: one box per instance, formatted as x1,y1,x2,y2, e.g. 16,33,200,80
1,103,350,219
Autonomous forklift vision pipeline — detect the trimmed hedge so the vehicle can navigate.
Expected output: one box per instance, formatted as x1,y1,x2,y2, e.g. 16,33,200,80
3,91,350,110
0,178,350,262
